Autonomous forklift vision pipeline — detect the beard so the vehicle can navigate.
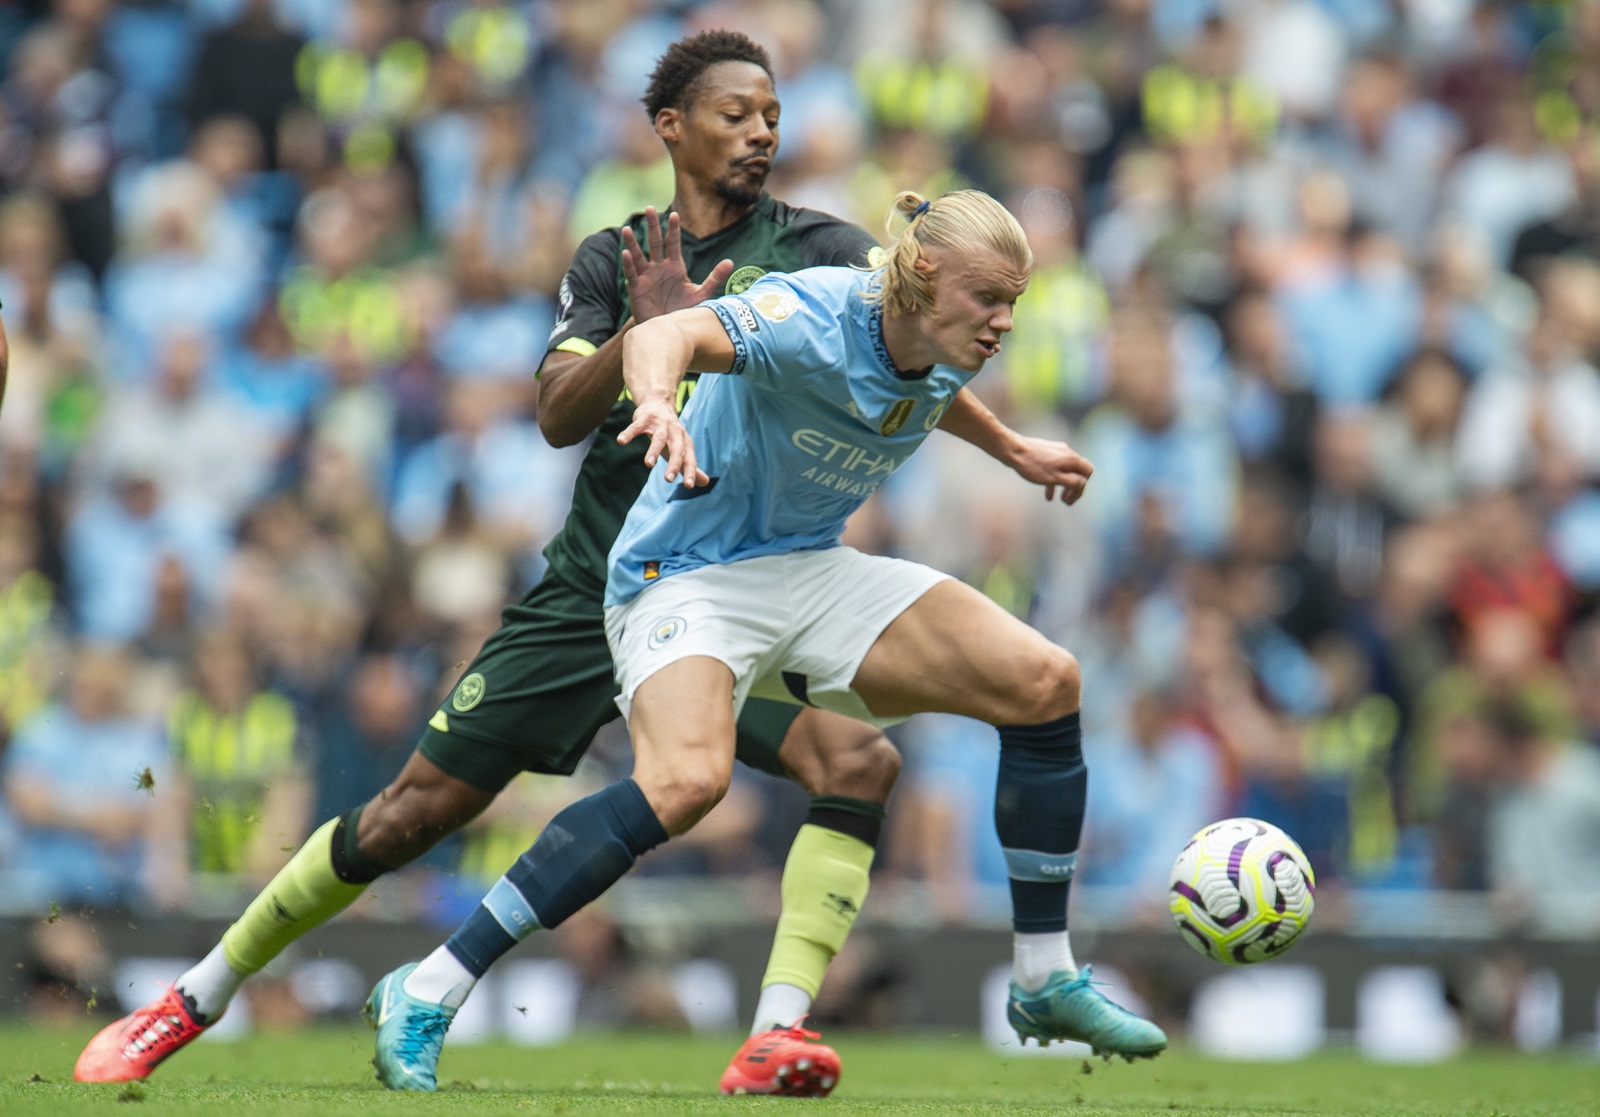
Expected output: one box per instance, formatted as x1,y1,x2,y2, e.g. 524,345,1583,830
714,170,765,208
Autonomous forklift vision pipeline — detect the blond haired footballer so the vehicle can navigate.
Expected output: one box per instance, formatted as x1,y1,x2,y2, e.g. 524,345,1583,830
366,190,1166,1093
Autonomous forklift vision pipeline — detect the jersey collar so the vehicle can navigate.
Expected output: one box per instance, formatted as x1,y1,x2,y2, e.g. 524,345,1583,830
661,193,774,249
863,279,934,381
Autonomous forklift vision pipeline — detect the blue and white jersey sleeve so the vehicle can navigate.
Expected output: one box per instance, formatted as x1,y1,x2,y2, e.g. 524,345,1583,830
704,272,844,391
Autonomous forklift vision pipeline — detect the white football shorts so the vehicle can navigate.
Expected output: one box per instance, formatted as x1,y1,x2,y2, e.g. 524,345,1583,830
604,547,949,728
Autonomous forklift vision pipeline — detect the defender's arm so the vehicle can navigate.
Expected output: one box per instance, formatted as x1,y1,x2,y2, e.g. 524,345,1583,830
537,331,633,448
539,208,734,448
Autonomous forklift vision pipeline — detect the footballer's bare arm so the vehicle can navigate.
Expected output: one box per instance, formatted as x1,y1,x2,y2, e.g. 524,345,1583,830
616,307,735,487
537,335,633,448
538,208,733,448
938,388,1093,505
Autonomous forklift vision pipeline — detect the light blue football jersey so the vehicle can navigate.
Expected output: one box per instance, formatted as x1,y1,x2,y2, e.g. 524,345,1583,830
606,266,977,606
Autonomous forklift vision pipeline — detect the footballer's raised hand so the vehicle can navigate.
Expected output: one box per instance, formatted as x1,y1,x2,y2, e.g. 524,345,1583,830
620,207,736,322
618,394,707,488
1008,436,1094,505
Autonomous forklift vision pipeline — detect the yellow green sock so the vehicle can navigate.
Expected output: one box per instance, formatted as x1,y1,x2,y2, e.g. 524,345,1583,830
760,821,876,999
220,817,371,975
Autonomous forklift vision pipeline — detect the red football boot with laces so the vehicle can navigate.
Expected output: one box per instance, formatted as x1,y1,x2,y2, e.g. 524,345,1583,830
719,1020,841,1097
74,986,213,1082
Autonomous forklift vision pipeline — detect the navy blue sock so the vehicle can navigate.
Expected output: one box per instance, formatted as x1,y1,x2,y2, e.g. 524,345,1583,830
994,711,1085,934
445,779,668,977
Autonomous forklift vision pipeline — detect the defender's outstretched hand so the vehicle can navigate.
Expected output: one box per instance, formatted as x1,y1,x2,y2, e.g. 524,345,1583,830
1008,436,1094,504
617,395,708,488
620,207,736,322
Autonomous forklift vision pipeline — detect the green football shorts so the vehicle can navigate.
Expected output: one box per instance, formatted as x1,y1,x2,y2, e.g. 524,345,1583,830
417,570,801,793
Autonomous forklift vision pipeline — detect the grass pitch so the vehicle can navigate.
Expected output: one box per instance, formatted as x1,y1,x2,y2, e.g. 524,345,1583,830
1,1025,1594,1116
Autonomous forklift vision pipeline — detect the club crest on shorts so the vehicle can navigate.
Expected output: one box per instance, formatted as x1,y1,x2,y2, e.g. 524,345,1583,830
648,616,688,650
879,398,916,436
452,672,487,711
726,265,766,294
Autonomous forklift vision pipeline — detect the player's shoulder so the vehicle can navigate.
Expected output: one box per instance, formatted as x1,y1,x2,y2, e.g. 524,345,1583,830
570,223,627,270
764,196,878,268
742,265,871,314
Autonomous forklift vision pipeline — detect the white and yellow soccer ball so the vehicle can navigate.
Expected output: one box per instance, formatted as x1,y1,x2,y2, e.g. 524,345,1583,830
1168,818,1316,965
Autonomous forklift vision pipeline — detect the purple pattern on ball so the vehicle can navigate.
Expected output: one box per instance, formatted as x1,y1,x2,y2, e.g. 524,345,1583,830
1227,840,1250,887
1265,852,1289,912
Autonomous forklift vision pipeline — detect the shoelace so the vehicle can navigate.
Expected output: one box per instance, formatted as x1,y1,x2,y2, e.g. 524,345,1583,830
122,987,198,1054
778,1015,822,1042
393,1006,452,1066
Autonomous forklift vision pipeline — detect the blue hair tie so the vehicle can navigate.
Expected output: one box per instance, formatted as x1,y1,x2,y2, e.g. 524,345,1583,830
911,200,931,220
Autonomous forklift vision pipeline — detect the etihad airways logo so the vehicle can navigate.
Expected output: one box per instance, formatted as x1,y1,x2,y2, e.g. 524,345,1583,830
790,430,903,478
791,429,904,497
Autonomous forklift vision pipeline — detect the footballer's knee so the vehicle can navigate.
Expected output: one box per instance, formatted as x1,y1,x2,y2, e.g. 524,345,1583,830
1001,646,1081,726
779,711,901,804
634,751,734,835
812,733,901,803
358,753,495,868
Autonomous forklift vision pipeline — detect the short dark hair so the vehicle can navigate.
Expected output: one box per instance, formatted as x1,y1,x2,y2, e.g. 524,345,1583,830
642,30,773,121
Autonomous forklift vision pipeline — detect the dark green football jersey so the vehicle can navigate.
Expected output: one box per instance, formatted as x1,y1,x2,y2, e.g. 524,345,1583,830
539,193,877,601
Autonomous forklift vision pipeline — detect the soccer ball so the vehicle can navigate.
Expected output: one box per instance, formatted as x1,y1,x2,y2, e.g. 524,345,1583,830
1168,818,1316,965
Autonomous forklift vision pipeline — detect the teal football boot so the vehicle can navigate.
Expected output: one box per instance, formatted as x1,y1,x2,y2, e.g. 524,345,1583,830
363,963,457,1090
1007,965,1167,1059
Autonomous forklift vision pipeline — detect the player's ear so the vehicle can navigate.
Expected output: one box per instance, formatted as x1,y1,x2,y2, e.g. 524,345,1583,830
912,255,934,274
655,108,682,144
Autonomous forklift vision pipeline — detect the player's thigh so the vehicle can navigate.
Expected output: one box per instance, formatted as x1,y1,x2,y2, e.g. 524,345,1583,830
850,579,1080,724
418,574,622,793
629,655,740,834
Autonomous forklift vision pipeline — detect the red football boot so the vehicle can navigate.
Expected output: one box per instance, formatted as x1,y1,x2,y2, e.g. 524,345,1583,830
74,986,214,1082
719,1020,841,1097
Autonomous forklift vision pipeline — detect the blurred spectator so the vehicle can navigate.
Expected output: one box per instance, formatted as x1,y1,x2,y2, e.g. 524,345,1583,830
186,0,307,167
103,159,264,376
391,378,574,582
434,225,553,384
998,186,1107,418
565,102,672,246
1077,309,1238,557
310,650,422,824
1322,51,1461,255
1276,210,1421,406
1432,707,1498,891
0,192,100,455
158,629,308,907
1301,410,1391,602
1456,297,1600,492
1412,607,1579,825
1446,491,1576,659
64,464,231,641
1219,288,1317,481
86,329,277,522
1509,128,1600,283
1080,689,1222,899
2,644,167,908
0,514,57,738
1443,92,1574,268
216,299,329,446
1487,706,1600,912
1368,348,1468,521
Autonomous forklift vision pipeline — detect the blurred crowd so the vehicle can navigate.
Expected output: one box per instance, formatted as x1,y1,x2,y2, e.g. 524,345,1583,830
0,0,1598,936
